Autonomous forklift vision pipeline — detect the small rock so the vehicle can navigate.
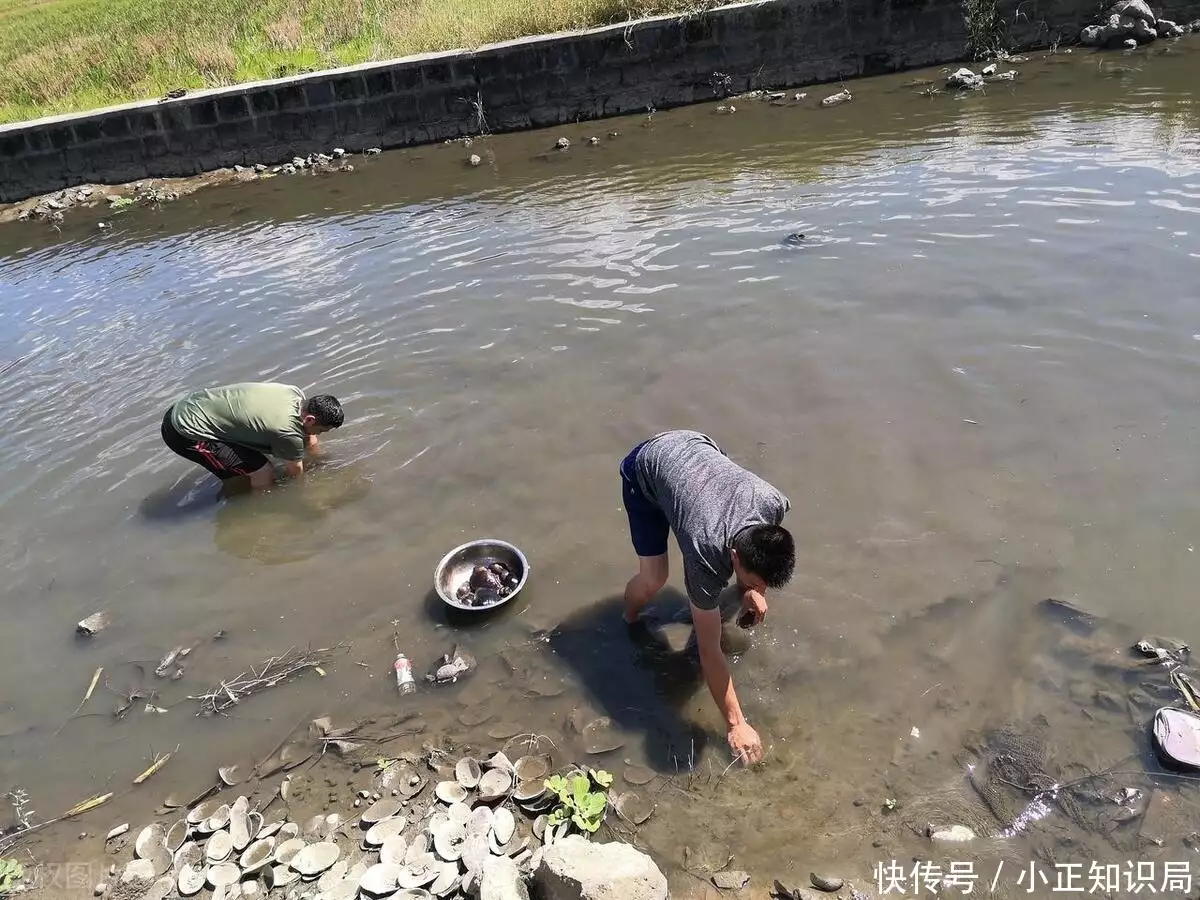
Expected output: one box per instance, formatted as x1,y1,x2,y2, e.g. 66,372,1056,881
343,164,354,172
715,105,736,114
820,89,852,106
810,873,844,892
982,63,997,75
587,136,599,145
794,92,807,100
106,824,129,841
108,865,115,876
713,870,751,890
1123,37,1139,48
372,792,381,801
930,824,976,843
408,776,420,787
357,790,371,799
17,209,31,221
94,884,107,896
1112,0,1155,24
555,137,571,150
479,855,529,900
353,799,361,808
281,164,297,175
391,790,399,797
365,147,382,155
535,835,667,900
292,157,305,167
234,165,246,172
332,148,346,157
1081,23,1104,44
607,131,620,138
947,68,983,90
1132,17,1157,41
315,153,331,163
469,154,482,166
97,222,109,230
990,70,1017,81
254,163,267,172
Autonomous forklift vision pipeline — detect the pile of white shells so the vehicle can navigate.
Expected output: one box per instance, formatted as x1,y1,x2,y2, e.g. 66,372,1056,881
105,746,653,900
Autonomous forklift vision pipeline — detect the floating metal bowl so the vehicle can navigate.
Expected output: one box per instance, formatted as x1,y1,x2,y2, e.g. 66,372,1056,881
434,539,529,612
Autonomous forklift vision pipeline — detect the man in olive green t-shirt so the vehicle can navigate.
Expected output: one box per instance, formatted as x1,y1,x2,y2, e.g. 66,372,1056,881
161,383,344,490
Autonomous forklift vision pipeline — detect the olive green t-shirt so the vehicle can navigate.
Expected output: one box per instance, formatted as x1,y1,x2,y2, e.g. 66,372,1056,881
170,383,307,462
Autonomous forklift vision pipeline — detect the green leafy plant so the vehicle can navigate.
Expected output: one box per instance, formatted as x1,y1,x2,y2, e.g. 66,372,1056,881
0,859,24,895
108,196,134,211
544,769,612,834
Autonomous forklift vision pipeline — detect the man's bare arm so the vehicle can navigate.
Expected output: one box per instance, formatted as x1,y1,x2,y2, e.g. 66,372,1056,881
691,603,764,765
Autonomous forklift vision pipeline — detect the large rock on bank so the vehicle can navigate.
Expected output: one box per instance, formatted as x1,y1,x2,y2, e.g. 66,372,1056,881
533,835,668,900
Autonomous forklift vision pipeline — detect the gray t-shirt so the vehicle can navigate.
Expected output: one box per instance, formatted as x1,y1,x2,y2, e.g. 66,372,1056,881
634,430,790,610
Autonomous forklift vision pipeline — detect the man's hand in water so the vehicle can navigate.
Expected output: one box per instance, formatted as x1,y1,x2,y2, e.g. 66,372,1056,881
728,721,764,766
741,586,768,626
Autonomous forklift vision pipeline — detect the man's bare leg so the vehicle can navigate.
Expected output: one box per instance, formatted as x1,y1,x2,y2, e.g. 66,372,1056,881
248,463,276,491
623,554,668,624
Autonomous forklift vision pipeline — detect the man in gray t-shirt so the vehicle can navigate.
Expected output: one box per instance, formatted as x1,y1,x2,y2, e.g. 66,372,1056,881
618,430,795,767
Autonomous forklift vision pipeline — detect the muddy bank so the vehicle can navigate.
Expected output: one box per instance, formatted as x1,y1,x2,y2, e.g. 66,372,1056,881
4,0,1200,204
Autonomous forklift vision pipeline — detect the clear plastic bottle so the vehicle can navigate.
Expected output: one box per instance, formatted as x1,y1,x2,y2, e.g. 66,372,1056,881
393,653,416,695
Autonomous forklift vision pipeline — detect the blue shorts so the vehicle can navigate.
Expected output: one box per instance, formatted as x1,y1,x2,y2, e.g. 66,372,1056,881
620,440,670,558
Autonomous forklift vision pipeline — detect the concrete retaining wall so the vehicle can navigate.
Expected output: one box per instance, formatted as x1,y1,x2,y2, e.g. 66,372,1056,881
1,0,1197,203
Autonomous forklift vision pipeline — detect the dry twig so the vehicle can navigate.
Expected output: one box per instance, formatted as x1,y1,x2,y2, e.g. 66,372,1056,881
188,645,343,716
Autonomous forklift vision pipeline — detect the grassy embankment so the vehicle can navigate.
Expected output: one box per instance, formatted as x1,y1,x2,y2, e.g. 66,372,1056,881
0,0,722,125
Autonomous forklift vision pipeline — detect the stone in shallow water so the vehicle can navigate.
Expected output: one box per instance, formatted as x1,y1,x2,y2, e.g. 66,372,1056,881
712,870,750,890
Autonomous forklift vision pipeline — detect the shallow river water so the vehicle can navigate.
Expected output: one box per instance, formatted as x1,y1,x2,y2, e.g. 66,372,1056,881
2,41,1200,899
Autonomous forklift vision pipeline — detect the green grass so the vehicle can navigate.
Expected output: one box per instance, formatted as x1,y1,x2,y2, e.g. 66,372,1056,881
0,0,724,124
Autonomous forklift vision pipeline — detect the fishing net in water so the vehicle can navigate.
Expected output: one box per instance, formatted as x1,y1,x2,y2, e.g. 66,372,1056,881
959,716,1163,857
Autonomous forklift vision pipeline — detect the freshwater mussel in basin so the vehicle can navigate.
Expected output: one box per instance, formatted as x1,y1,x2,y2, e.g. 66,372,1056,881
456,563,519,607
434,539,528,611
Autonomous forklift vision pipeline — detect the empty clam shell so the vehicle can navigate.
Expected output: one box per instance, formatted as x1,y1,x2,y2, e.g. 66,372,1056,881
359,862,403,896
393,891,435,900
273,837,306,866
477,768,513,802
513,755,549,783
466,805,493,837
278,822,299,840
462,832,490,874
532,815,548,841
240,837,276,873
380,834,408,866
430,862,459,897
396,855,440,888
435,781,468,804
177,863,205,897
316,860,349,893
143,875,174,900
256,817,281,842
203,804,232,833
143,845,173,878
405,833,429,864
291,841,340,876
303,814,327,838
513,779,547,803
265,864,300,889
229,797,251,851
454,757,482,789
174,841,202,872
361,797,402,825
446,802,472,826
382,764,426,799
205,830,234,862
614,791,654,825
623,765,655,785
427,811,451,834
207,861,241,888
164,819,189,853
134,823,166,859
185,800,218,825
491,808,515,845
487,751,514,773
431,822,466,862
218,765,245,787
582,717,625,754
364,816,407,847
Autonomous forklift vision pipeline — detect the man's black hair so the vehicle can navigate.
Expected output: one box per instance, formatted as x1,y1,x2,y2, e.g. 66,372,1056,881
732,524,795,589
305,394,344,428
